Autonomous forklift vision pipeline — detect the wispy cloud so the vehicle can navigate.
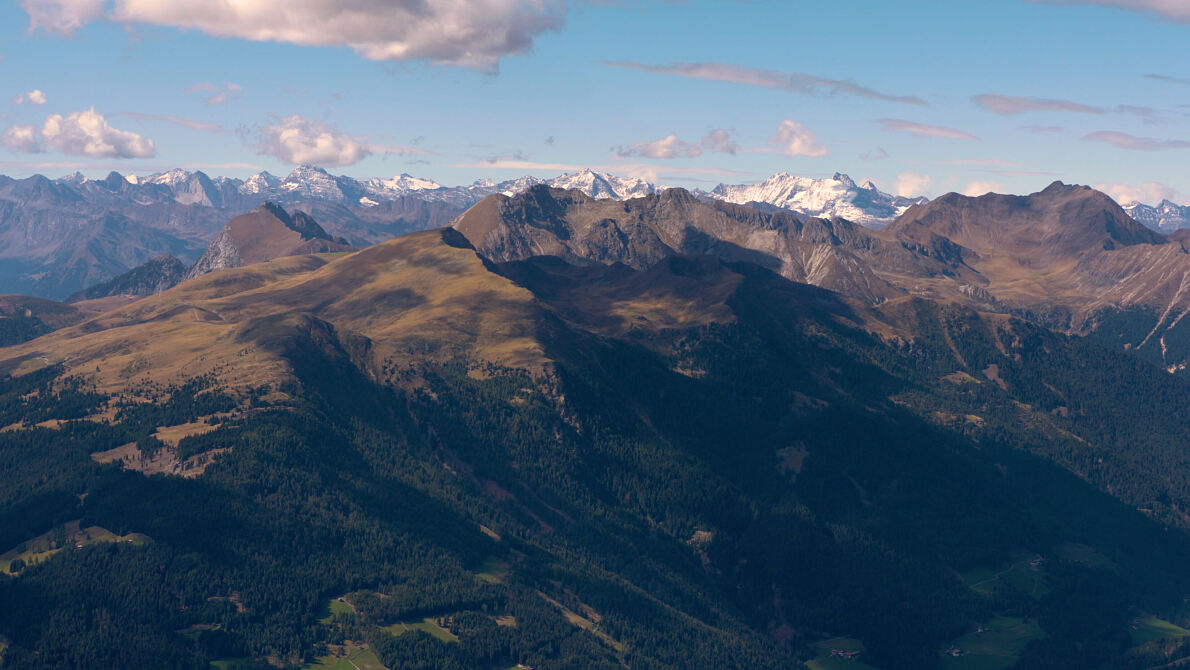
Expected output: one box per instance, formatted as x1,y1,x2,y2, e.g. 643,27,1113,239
1083,130,1190,150
876,119,979,140
1147,73,1190,85
371,143,436,157
446,159,751,179
1116,104,1163,121
603,61,927,106
974,94,1166,122
937,158,1020,167
1027,1,1190,23
181,161,265,171
986,169,1061,177
1022,125,1066,133
476,150,527,164
185,82,243,105
115,112,224,134
973,93,1101,115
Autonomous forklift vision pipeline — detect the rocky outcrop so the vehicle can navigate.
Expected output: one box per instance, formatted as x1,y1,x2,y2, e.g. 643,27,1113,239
186,202,352,279
67,254,188,302
452,185,925,304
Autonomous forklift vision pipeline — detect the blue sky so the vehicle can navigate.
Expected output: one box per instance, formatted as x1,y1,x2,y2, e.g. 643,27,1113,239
2,0,1190,203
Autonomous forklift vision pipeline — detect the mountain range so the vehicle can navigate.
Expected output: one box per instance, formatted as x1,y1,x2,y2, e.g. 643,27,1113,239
1123,199,1190,233
7,177,1190,668
1,166,1086,300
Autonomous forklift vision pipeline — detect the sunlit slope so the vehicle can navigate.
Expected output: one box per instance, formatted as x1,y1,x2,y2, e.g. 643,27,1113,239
0,230,547,394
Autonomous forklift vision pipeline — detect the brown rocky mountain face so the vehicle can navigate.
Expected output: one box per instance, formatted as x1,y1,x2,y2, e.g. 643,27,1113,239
881,183,1190,371
454,182,1190,373
185,202,353,279
452,185,966,304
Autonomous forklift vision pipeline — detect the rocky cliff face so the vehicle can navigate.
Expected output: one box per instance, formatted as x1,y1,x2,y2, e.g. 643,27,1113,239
187,231,245,279
186,202,352,280
452,185,939,304
452,181,1190,374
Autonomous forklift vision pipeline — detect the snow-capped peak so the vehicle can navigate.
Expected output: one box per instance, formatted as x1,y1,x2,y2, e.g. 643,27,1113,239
279,165,346,201
240,171,281,195
547,170,656,199
363,173,444,199
1123,199,1190,233
147,168,193,187
708,172,924,227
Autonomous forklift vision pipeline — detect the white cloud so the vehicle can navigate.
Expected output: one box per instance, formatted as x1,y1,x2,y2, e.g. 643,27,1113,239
42,108,156,157
768,119,828,157
617,133,702,159
3,108,156,158
25,0,566,70
256,115,371,166
21,0,103,35
1095,180,1184,205
895,172,932,197
963,181,1006,196
12,89,48,105
701,129,739,154
1,125,41,153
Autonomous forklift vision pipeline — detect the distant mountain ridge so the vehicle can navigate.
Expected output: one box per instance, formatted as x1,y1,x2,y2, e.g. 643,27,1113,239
67,203,352,300
1124,199,1190,232
7,162,1187,301
0,165,922,299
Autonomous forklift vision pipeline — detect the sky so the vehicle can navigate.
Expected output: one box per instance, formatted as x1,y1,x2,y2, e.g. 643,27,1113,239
2,0,1190,203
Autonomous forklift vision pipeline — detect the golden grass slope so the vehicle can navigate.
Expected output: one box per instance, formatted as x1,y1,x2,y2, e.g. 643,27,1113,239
0,230,547,395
